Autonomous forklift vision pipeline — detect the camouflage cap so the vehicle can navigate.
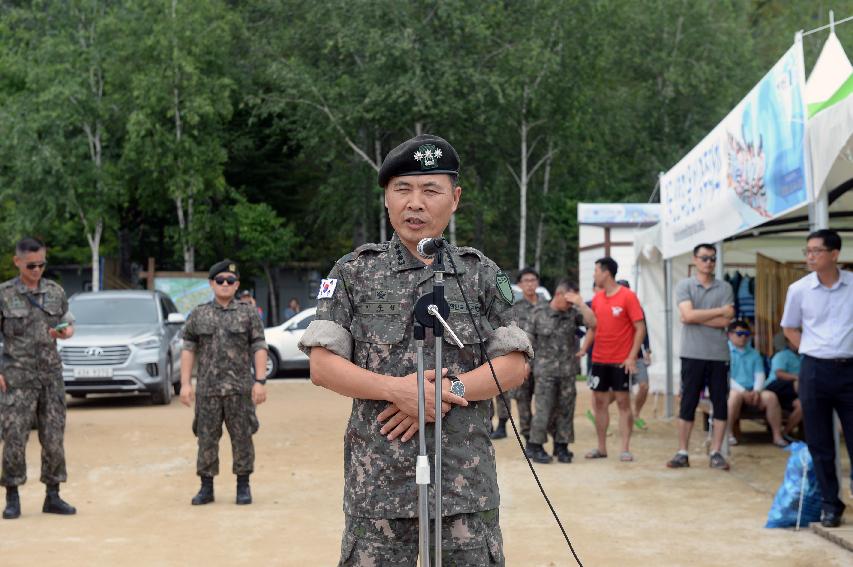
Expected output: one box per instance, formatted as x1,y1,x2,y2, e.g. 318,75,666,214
377,134,460,188
208,259,239,279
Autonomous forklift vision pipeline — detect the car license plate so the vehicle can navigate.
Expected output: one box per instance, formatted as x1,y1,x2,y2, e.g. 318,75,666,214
73,367,114,379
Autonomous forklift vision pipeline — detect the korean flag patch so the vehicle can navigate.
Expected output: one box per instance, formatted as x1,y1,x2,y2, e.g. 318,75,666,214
317,278,338,299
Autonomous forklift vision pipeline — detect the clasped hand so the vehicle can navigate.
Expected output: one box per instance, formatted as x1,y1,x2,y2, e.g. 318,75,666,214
377,368,468,443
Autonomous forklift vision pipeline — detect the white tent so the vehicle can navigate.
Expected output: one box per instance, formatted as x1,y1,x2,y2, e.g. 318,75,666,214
634,210,852,396
633,31,853,409
806,32,853,201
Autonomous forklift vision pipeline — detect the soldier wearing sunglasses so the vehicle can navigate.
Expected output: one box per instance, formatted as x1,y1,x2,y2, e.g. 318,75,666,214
0,237,76,519
179,260,268,506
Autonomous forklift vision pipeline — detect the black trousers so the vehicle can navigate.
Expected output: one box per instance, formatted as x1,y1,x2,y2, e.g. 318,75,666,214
799,355,853,515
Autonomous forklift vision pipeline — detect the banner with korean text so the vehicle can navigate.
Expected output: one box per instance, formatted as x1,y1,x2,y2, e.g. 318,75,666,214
660,44,809,259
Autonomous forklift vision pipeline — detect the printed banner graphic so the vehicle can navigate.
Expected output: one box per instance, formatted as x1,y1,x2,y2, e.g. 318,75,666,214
660,44,809,258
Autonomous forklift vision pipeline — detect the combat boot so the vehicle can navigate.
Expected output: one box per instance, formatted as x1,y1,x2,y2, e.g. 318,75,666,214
525,442,553,464
43,484,76,515
236,474,252,505
490,419,508,440
3,486,20,519
191,476,214,506
554,443,573,464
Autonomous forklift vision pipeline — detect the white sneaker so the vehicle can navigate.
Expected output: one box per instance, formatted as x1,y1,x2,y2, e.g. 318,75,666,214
728,435,738,446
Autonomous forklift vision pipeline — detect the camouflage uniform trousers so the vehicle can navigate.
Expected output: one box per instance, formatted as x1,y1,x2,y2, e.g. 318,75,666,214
491,373,535,438
192,393,259,477
339,508,504,566
0,382,68,487
529,375,577,446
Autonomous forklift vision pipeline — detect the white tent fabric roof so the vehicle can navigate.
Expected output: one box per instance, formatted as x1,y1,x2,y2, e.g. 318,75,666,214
806,32,853,198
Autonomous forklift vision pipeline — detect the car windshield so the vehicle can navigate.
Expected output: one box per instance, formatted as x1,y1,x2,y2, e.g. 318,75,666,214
70,297,159,325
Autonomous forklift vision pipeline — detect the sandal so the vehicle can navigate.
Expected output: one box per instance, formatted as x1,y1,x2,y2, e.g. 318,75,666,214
772,438,790,448
585,449,607,459
620,451,634,462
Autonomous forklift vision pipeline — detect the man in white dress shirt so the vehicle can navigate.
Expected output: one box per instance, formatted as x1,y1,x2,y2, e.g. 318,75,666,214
781,229,853,528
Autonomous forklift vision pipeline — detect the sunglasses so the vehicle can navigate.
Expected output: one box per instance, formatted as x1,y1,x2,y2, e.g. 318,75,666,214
697,255,717,263
213,276,238,286
732,330,751,337
26,262,47,271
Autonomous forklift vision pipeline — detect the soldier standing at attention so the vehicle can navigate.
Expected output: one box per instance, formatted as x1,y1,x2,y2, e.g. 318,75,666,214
0,237,76,519
525,280,596,464
491,267,541,441
299,134,532,565
180,260,268,506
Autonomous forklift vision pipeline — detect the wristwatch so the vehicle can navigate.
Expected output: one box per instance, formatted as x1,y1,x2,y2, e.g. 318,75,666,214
254,379,267,386
447,375,465,398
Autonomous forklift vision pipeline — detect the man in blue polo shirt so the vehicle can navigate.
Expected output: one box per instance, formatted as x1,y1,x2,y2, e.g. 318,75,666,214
726,320,765,446
761,337,802,447
782,229,853,528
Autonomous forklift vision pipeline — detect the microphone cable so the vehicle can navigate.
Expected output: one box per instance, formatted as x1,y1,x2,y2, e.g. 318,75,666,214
444,252,584,567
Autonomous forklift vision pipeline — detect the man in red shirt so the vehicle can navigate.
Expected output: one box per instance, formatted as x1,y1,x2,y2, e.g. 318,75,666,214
579,257,646,461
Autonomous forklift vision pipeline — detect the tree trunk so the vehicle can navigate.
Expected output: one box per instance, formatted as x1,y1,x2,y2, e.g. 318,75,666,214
86,218,103,292
263,264,278,327
449,213,457,246
175,195,195,273
375,137,386,242
534,141,555,273
518,116,528,270
171,0,194,273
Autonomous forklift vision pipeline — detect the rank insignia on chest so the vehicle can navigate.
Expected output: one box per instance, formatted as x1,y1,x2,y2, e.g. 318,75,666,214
317,278,338,299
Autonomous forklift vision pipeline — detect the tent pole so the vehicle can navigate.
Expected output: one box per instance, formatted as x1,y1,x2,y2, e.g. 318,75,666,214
715,241,725,281
664,258,674,418
812,194,830,231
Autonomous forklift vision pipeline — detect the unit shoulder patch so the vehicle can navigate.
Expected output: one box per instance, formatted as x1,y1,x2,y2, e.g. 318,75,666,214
496,271,513,306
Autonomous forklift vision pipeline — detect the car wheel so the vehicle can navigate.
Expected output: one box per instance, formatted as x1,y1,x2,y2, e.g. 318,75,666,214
266,350,279,379
151,356,173,405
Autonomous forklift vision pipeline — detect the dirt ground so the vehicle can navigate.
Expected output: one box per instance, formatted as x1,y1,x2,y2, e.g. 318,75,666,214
0,379,850,566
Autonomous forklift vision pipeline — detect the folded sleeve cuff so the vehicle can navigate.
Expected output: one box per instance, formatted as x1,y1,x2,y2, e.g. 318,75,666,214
251,339,268,354
486,324,534,360
182,340,198,353
298,319,353,360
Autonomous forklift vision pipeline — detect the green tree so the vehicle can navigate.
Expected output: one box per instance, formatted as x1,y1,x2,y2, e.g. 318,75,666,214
227,196,300,326
123,0,240,272
0,0,127,290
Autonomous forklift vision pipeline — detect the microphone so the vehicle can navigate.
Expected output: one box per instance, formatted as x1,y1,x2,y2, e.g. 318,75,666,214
417,237,446,258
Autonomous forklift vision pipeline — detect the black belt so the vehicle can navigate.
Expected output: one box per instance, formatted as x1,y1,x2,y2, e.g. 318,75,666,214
804,354,853,365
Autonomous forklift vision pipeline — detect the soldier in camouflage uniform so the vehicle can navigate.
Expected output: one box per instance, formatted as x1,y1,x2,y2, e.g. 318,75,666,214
0,237,76,520
525,280,596,464
180,260,268,506
491,267,542,441
299,135,532,566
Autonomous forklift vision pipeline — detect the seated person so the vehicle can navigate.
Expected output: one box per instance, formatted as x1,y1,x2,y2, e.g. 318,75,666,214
761,337,802,446
726,320,766,445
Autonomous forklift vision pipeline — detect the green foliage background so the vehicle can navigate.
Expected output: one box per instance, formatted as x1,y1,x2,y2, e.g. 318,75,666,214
0,0,849,286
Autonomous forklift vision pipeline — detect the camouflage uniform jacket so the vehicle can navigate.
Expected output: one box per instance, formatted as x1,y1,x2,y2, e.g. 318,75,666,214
0,277,73,389
182,299,267,396
528,303,583,378
299,232,533,519
508,297,541,333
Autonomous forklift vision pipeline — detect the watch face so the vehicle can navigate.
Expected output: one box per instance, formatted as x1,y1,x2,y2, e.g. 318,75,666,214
450,380,465,398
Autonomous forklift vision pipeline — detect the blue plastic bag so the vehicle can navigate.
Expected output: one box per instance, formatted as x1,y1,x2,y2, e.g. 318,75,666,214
765,441,822,528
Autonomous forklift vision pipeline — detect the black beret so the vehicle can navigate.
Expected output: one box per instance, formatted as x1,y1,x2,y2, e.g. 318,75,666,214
377,134,460,188
208,259,239,279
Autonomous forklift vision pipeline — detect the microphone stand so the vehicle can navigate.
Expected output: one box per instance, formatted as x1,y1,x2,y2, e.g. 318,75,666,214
412,247,463,566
